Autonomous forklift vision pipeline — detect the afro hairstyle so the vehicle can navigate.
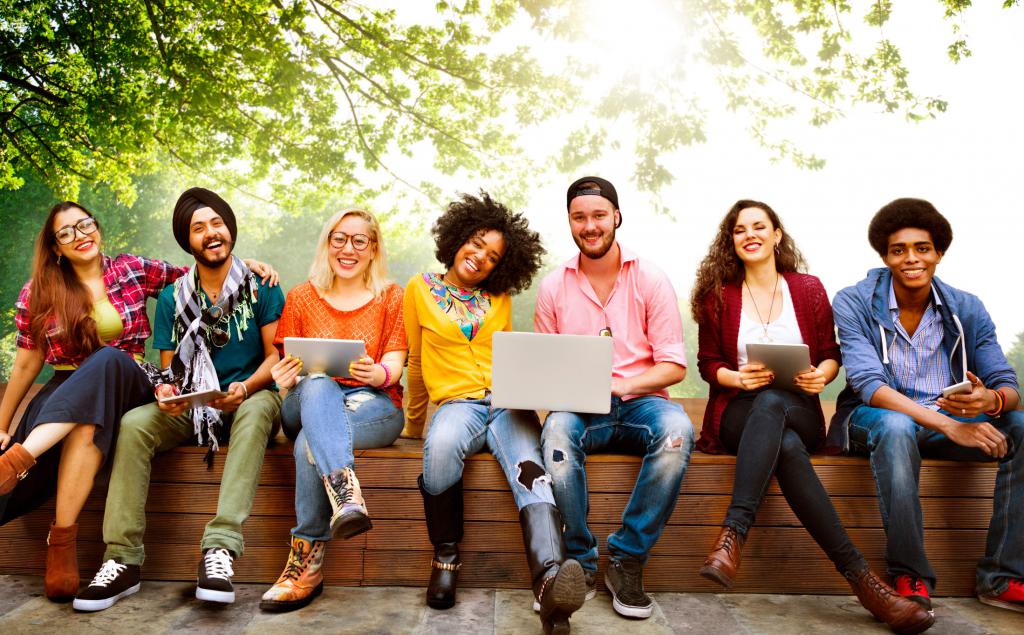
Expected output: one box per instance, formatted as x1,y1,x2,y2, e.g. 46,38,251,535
868,198,953,257
432,191,545,296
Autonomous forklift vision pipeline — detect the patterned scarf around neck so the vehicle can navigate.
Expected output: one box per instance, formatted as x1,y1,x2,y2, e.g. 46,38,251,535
169,255,256,459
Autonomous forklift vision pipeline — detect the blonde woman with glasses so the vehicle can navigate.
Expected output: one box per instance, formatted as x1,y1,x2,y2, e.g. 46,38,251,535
260,208,407,612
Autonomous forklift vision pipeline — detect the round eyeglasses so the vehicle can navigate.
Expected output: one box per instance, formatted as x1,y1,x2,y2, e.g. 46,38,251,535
54,217,98,245
329,231,371,251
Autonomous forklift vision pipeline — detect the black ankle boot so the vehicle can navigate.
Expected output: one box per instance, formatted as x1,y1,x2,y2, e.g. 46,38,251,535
521,502,586,635
419,475,463,610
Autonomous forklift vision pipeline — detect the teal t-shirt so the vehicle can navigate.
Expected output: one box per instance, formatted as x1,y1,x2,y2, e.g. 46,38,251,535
154,276,285,391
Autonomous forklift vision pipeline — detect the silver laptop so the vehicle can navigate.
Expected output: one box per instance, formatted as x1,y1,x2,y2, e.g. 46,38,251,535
491,332,613,414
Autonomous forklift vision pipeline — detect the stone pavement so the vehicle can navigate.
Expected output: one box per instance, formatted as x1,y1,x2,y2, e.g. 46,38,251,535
1,575,1022,634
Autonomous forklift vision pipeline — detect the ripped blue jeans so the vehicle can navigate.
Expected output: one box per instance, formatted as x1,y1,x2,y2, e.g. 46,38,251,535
283,376,404,542
421,395,554,509
542,396,694,571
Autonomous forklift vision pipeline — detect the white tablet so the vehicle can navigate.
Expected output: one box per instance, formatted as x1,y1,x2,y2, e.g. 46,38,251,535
745,343,813,393
159,389,227,408
283,337,366,378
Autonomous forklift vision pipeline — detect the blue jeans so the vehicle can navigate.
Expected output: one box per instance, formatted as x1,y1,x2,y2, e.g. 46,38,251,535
849,405,1024,596
421,396,554,509
541,396,694,571
283,376,404,542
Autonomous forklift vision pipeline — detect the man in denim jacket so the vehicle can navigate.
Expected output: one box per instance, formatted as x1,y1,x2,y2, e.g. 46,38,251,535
830,198,1024,614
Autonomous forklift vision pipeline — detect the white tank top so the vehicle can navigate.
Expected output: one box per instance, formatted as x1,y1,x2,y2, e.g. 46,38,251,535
737,278,803,365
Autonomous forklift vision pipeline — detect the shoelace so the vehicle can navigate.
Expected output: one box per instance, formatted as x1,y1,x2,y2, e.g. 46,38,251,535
89,560,127,588
203,548,234,581
328,474,357,507
863,572,897,600
718,529,739,555
279,542,319,582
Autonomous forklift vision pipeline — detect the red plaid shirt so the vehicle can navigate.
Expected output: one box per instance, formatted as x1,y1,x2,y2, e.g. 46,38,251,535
15,253,188,366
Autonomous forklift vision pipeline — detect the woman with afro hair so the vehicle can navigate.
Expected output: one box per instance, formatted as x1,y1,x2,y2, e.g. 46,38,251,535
403,192,586,634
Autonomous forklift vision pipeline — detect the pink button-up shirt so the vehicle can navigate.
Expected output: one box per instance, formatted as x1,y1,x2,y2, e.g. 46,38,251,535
533,243,687,400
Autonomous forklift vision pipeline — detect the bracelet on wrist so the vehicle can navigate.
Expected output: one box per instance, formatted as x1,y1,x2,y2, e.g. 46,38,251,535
239,382,249,400
378,363,392,388
984,388,1005,417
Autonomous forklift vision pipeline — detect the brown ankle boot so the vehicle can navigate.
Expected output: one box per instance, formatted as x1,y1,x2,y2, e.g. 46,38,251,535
845,568,935,635
45,522,80,601
699,526,744,589
0,443,35,495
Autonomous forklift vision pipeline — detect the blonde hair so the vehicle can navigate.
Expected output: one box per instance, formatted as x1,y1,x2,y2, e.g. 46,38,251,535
309,207,390,298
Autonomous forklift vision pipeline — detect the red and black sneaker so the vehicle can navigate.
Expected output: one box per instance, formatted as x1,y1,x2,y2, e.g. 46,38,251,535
979,578,1024,613
893,575,932,610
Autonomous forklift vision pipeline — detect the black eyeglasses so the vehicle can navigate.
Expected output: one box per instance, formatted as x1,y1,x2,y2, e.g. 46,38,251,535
202,305,230,348
54,217,98,245
329,231,372,251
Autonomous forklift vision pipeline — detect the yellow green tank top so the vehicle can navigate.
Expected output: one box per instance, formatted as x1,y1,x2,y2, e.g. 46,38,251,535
53,297,137,370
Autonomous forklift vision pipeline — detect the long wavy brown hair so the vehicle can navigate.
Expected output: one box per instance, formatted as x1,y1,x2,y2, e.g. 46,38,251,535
28,202,103,359
689,200,808,324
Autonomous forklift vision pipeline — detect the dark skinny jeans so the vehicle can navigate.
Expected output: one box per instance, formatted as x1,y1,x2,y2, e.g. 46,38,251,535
720,388,866,574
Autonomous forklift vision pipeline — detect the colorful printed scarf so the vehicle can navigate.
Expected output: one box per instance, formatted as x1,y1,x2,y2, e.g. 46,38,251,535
424,273,490,341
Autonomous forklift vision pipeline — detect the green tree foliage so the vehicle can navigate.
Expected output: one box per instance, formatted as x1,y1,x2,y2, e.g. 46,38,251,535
3,1,1016,208
1008,330,1024,381
0,0,567,204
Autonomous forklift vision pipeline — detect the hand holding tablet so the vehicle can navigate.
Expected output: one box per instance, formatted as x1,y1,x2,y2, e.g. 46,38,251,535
745,343,815,394
281,337,367,381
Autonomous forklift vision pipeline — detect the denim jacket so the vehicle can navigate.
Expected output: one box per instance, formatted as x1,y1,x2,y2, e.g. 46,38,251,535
826,267,1020,453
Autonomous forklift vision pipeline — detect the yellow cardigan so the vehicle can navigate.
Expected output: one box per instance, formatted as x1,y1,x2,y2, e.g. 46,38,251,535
403,273,511,434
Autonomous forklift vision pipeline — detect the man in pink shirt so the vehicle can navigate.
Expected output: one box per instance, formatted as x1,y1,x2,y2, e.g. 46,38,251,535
536,176,694,620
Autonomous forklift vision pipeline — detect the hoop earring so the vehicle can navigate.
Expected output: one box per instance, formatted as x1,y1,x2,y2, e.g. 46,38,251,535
775,244,780,254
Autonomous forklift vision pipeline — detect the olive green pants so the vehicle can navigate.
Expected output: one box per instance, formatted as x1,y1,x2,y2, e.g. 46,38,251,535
102,389,280,565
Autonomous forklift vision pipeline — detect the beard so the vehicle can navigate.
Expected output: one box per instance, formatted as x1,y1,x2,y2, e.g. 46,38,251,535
191,236,234,268
573,228,616,260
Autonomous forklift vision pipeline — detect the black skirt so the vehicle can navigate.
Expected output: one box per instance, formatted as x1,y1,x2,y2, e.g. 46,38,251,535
0,346,154,524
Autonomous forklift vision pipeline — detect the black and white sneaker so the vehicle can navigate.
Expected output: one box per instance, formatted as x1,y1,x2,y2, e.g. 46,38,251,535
73,560,141,612
604,557,654,619
196,548,235,603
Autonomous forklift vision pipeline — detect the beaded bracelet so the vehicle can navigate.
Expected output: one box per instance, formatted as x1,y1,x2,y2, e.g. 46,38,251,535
378,363,392,388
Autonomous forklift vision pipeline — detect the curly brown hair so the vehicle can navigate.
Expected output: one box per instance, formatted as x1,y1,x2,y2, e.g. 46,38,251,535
432,191,545,296
689,200,808,324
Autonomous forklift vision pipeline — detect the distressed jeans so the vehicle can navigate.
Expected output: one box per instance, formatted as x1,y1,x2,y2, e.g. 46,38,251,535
541,396,694,572
103,390,281,564
282,376,404,542
849,405,1024,596
421,395,554,509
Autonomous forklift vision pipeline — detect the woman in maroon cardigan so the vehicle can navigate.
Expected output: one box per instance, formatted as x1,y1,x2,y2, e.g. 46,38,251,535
689,201,932,634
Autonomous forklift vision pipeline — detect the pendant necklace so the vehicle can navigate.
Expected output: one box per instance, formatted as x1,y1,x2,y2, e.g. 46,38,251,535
744,273,780,343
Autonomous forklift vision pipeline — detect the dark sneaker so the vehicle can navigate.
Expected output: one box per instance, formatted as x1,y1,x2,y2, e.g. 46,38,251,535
196,548,235,603
979,579,1024,613
73,560,141,612
893,575,932,611
604,557,653,619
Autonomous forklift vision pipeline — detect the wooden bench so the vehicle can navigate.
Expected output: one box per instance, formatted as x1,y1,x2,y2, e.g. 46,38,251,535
0,386,998,596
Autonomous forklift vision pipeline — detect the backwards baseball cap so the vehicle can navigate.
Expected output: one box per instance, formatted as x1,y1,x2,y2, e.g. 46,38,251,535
566,176,621,226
